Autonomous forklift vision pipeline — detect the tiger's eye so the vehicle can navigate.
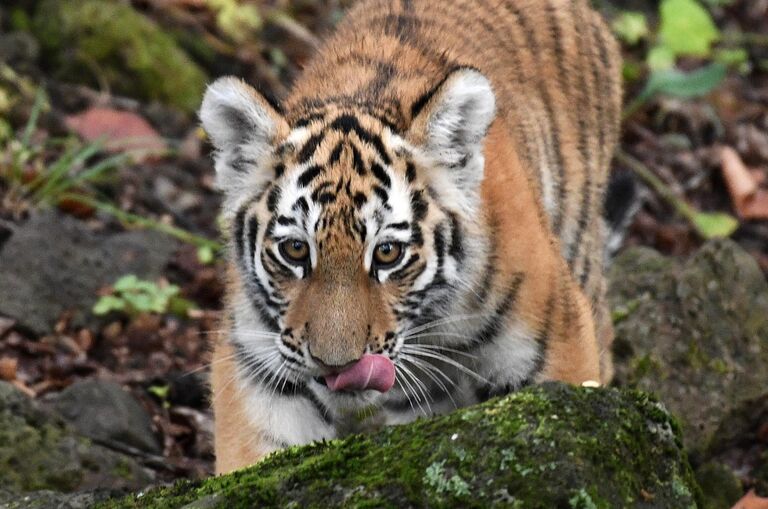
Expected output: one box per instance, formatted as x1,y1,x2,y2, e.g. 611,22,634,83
279,239,309,263
373,242,403,267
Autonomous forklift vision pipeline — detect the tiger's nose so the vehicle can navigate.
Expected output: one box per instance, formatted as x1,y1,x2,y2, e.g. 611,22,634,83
308,347,361,373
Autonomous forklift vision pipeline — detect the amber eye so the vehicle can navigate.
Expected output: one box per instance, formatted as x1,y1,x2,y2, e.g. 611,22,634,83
373,242,403,267
279,239,310,264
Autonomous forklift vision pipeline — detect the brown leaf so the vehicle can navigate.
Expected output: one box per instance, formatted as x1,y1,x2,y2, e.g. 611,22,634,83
64,108,168,161
731,490,768,509
720,147,768,220
0,357,18,381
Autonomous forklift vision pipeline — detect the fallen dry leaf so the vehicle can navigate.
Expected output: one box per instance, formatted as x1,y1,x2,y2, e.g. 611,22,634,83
0,357,17,381
64,107,169,161
720,147,768,220
731,490,768,509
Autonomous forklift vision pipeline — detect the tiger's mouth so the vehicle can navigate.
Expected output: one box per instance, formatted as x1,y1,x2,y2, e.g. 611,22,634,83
309,354,395,393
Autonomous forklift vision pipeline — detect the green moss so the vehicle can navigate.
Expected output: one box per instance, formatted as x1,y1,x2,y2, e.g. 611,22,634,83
97,384,701,508
31,0,207,112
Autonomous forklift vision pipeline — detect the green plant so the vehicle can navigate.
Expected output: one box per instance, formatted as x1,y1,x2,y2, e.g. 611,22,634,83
93,275,196,317
615,0,754,118
1,89,127,215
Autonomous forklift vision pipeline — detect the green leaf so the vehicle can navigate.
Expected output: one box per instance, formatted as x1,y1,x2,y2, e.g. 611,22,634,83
659,0,720,57
691,211,739,239
123,292,154,313
92,295,126,315
197,245,215,265
612,11,649,46
113,274,139,292
638,62,727,104
647,46,676,71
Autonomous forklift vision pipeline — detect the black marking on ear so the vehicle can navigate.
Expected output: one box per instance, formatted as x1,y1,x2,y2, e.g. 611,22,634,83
410,73,451,120
370,162,391,188
447,212,465,263
373,186,389,202
298,132,325,163
405,161,417,183
353,192,368,207
330,115,391,165
267,187,282,212
219,105,255,145
298,165,323,187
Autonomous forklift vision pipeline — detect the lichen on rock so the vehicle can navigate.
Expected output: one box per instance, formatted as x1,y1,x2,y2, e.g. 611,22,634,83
97,383,700,509
30,0,207,113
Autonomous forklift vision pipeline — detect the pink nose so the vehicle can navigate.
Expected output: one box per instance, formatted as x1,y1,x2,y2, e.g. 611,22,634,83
323,354,395,392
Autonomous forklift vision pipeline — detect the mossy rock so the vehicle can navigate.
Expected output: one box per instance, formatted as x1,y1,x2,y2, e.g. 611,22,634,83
0,382,151,493
31,0,207,113
98,383,700,508
609,240,768,456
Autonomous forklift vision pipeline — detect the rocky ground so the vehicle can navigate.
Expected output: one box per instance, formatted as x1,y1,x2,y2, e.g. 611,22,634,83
0,0,767,508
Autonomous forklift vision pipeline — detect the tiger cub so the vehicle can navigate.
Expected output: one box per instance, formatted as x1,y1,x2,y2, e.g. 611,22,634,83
200,0,621,473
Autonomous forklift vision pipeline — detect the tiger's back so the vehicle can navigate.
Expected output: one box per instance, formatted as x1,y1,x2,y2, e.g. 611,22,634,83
200,0,622,474
288,0,622,354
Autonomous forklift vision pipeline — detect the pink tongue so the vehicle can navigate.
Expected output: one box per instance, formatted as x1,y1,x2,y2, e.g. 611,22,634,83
324,354,395,393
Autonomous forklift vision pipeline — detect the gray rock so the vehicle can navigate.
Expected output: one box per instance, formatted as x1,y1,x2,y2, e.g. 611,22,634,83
45,379,161,454
0,210,177,335
608,239,768,499
0,489,113,509
0,381,152,493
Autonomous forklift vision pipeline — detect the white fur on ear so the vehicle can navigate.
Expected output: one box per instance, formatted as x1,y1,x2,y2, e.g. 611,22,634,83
410,69,496,204
199,77,287,200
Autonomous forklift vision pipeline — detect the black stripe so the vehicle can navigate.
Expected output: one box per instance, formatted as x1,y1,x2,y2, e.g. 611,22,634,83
472,273,525,346
327,142,344,166
247,217,259,269
373,186,389,202
447,212,464,263
329,115,391,165
298,165,323,187
370,162,391,188
410,189,428,221
405,161,417,183
267,186,282,212
276,215,295,226
388,221,410,230
234,205,248,260
389,253,420,280
298,132,325,163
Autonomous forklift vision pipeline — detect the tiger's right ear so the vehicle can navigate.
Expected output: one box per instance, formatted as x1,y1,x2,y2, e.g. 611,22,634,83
199,77,289,199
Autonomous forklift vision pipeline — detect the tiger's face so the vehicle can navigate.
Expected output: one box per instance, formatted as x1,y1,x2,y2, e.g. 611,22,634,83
201,70,495,400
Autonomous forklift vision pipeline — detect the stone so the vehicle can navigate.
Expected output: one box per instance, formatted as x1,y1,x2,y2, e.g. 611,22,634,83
0,211,177,336
97,384,700,508
0,382,152,493
608,239,768,457
44,380,161,454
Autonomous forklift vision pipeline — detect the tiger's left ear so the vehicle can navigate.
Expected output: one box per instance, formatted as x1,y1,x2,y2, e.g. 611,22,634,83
408,68,496,192
199,77,289,201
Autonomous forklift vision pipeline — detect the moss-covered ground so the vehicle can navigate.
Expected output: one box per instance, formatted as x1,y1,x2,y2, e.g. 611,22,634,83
98,383,701,509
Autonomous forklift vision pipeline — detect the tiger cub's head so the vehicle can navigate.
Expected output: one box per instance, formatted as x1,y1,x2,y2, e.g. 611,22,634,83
200,69,495,395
